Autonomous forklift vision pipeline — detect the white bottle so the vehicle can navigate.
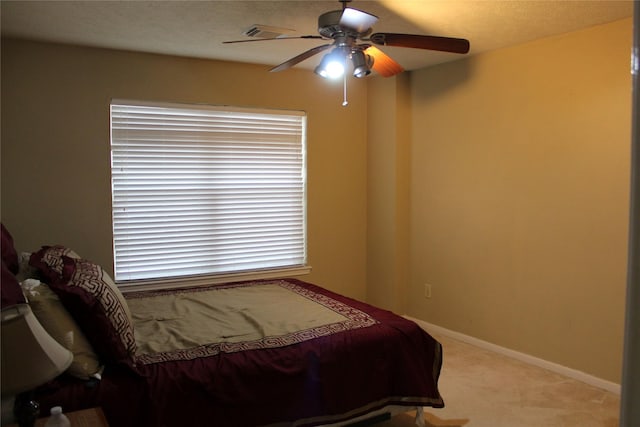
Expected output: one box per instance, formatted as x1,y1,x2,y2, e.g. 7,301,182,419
44,406,70,427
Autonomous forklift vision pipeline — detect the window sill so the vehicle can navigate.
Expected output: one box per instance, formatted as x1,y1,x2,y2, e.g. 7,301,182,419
118,265,312,293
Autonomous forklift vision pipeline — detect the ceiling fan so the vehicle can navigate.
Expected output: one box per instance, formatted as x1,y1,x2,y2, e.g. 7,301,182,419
223,0,470,80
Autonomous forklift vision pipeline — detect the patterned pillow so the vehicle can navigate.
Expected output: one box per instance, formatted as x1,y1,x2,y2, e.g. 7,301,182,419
29,246,137,365
29,245,80,283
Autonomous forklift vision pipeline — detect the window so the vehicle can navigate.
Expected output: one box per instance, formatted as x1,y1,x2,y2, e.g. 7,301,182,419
110,100,307,286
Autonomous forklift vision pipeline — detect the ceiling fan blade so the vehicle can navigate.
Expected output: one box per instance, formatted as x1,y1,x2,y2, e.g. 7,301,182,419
223,35,324,44
364,46,404,77
269,44,333,73
339,7,378,33
370,33,470,54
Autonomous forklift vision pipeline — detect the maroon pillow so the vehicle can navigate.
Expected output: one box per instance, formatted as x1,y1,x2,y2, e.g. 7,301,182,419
29,246,78,284
29,246,137,365
1,261,26,308
1,223,19,275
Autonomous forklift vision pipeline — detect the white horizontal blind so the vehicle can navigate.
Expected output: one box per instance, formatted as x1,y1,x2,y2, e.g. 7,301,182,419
110,100,306,283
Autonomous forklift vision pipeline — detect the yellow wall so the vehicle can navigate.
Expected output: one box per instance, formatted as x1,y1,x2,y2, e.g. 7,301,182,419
0,38,369,299
366,74,411,312
403,19,632,383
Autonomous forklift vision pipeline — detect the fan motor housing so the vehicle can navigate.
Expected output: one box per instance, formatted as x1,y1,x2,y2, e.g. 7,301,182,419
318,10,371,39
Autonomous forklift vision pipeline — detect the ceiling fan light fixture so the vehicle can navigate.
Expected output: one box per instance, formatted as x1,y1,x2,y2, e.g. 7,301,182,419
315,50,346,79
238,0,470,85
351,50,374,78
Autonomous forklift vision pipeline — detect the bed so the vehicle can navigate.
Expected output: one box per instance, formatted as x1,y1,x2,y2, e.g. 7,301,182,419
1,226,444,427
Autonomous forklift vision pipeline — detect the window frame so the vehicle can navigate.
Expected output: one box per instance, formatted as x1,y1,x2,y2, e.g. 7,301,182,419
110,99,310,291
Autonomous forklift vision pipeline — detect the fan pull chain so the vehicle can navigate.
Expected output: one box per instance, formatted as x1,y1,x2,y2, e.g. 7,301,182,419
342,71,349,107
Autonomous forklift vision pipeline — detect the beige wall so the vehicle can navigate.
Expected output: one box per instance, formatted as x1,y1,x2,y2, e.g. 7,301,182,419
366,74,411,312
403,19,632,383
0,38,368,300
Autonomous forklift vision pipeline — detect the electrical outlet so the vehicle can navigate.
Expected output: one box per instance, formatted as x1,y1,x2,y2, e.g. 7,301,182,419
424,284,432,299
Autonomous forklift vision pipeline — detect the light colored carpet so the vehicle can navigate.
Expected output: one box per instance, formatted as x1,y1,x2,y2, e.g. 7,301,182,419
378,333,620,427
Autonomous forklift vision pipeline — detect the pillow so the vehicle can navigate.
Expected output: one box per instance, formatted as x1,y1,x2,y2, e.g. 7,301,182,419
1,223,19,274
29,245,81,284
20,279,103,380
16,252,40,282
30,247,137,364
1,261,26,308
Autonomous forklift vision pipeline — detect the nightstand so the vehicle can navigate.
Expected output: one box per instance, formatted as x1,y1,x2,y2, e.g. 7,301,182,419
8,407,109,427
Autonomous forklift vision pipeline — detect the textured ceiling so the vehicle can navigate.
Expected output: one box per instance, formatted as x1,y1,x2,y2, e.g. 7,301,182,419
1,1,634,73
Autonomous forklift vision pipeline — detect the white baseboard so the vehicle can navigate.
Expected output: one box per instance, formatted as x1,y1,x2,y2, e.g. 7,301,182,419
404,315,621,395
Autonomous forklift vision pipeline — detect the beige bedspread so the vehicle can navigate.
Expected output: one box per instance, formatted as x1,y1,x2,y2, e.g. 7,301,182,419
126,281,369,359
